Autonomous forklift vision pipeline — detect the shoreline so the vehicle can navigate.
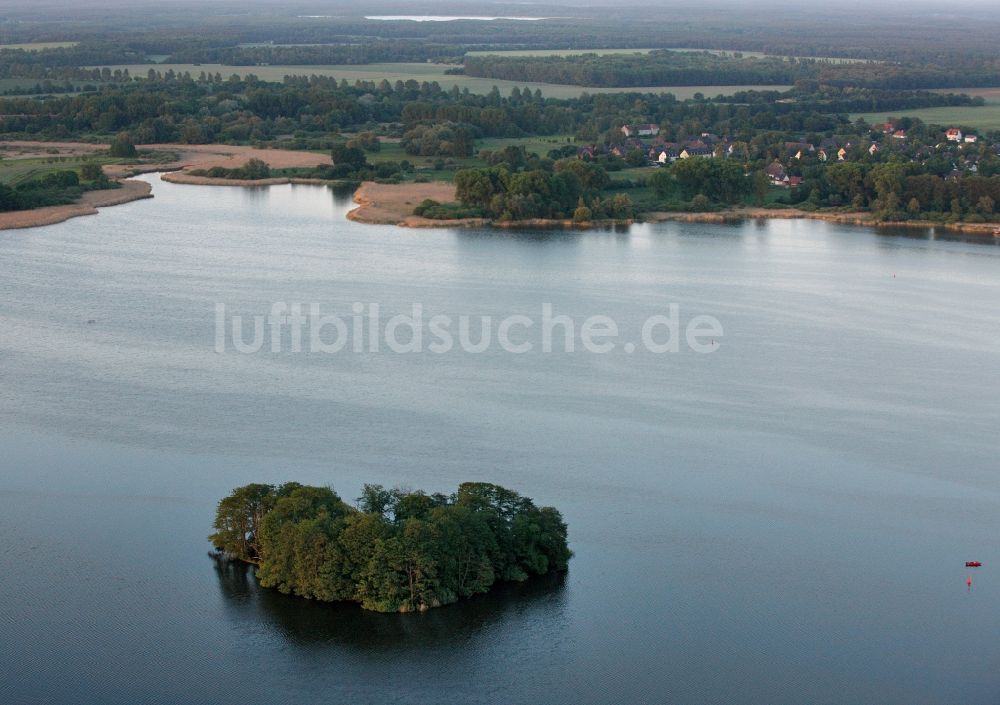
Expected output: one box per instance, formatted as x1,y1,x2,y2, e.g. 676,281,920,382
159,172,349,187
2,138,997,237
0,139,334,230
346,180,489,228
0,180,153,230
644,207,1000,236
345,181,1000,236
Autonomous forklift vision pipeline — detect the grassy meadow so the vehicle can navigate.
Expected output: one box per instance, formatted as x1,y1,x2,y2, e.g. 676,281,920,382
854,98,1000,131
0,154,110,186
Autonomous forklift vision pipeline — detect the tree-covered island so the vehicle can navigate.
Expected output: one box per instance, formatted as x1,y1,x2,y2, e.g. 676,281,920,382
209,482,571,613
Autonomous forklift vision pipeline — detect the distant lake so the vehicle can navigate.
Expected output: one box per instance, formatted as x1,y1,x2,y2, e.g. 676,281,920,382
1,175,999,704
365,16,553,21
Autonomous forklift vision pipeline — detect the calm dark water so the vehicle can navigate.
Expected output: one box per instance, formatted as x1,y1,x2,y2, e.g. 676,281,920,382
1,175,999,705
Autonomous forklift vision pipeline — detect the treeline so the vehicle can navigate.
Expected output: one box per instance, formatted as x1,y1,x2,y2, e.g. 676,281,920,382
209,482,571,613
464,51,1000,91
166,42,463,66
648,159,758,207
0,41,147,80
724,88,979,114
189,158,271,180
789,162,1000,222
452,153,632,222
464,51,814,87
401,123,475,157
0,168,114,212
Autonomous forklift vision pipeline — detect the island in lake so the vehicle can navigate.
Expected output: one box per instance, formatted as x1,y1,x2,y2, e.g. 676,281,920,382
210,482,571,613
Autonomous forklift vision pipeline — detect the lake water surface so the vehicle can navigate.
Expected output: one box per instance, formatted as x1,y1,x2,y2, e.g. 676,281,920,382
1,175,999,704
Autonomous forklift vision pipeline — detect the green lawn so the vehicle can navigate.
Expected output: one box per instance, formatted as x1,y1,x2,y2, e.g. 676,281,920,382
853,101,1000,132
0,155,93,185
94,62,788,99
0,151,168,185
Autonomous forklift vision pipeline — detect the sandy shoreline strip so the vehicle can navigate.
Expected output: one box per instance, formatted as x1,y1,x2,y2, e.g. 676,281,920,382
347,181,487,227
0,180,153,230
117,143,333,180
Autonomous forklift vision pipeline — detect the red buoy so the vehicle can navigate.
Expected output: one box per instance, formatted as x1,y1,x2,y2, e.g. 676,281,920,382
966,561,982,568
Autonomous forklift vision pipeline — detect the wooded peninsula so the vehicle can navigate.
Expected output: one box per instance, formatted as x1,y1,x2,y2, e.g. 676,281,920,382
209,482,571,613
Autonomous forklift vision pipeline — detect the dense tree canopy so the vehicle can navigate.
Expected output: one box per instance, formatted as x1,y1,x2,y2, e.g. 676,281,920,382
210,482,571,613
464,50,1000,90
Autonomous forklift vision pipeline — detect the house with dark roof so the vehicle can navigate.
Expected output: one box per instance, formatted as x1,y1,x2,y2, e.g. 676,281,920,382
621,123,660,138
680,140,712,158
765,160,788,185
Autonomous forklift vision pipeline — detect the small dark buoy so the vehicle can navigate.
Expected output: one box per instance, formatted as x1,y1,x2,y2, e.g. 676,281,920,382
966,561,982,568
86,319,96,325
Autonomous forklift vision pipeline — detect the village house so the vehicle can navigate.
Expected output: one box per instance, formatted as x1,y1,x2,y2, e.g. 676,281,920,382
765,165,802,189
653,144,680,163
946,128,963,142
892,130,908,140
785,141,815,159
621,123,660,138
679,140,712,158
964,134,978,143
765,160,788,186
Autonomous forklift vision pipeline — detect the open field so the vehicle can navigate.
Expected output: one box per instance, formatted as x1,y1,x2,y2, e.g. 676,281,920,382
0,41,78,51
854,102,1000,131
0,143,108,185
94,62,789,99
0,155,104,185
852,86,1000,131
